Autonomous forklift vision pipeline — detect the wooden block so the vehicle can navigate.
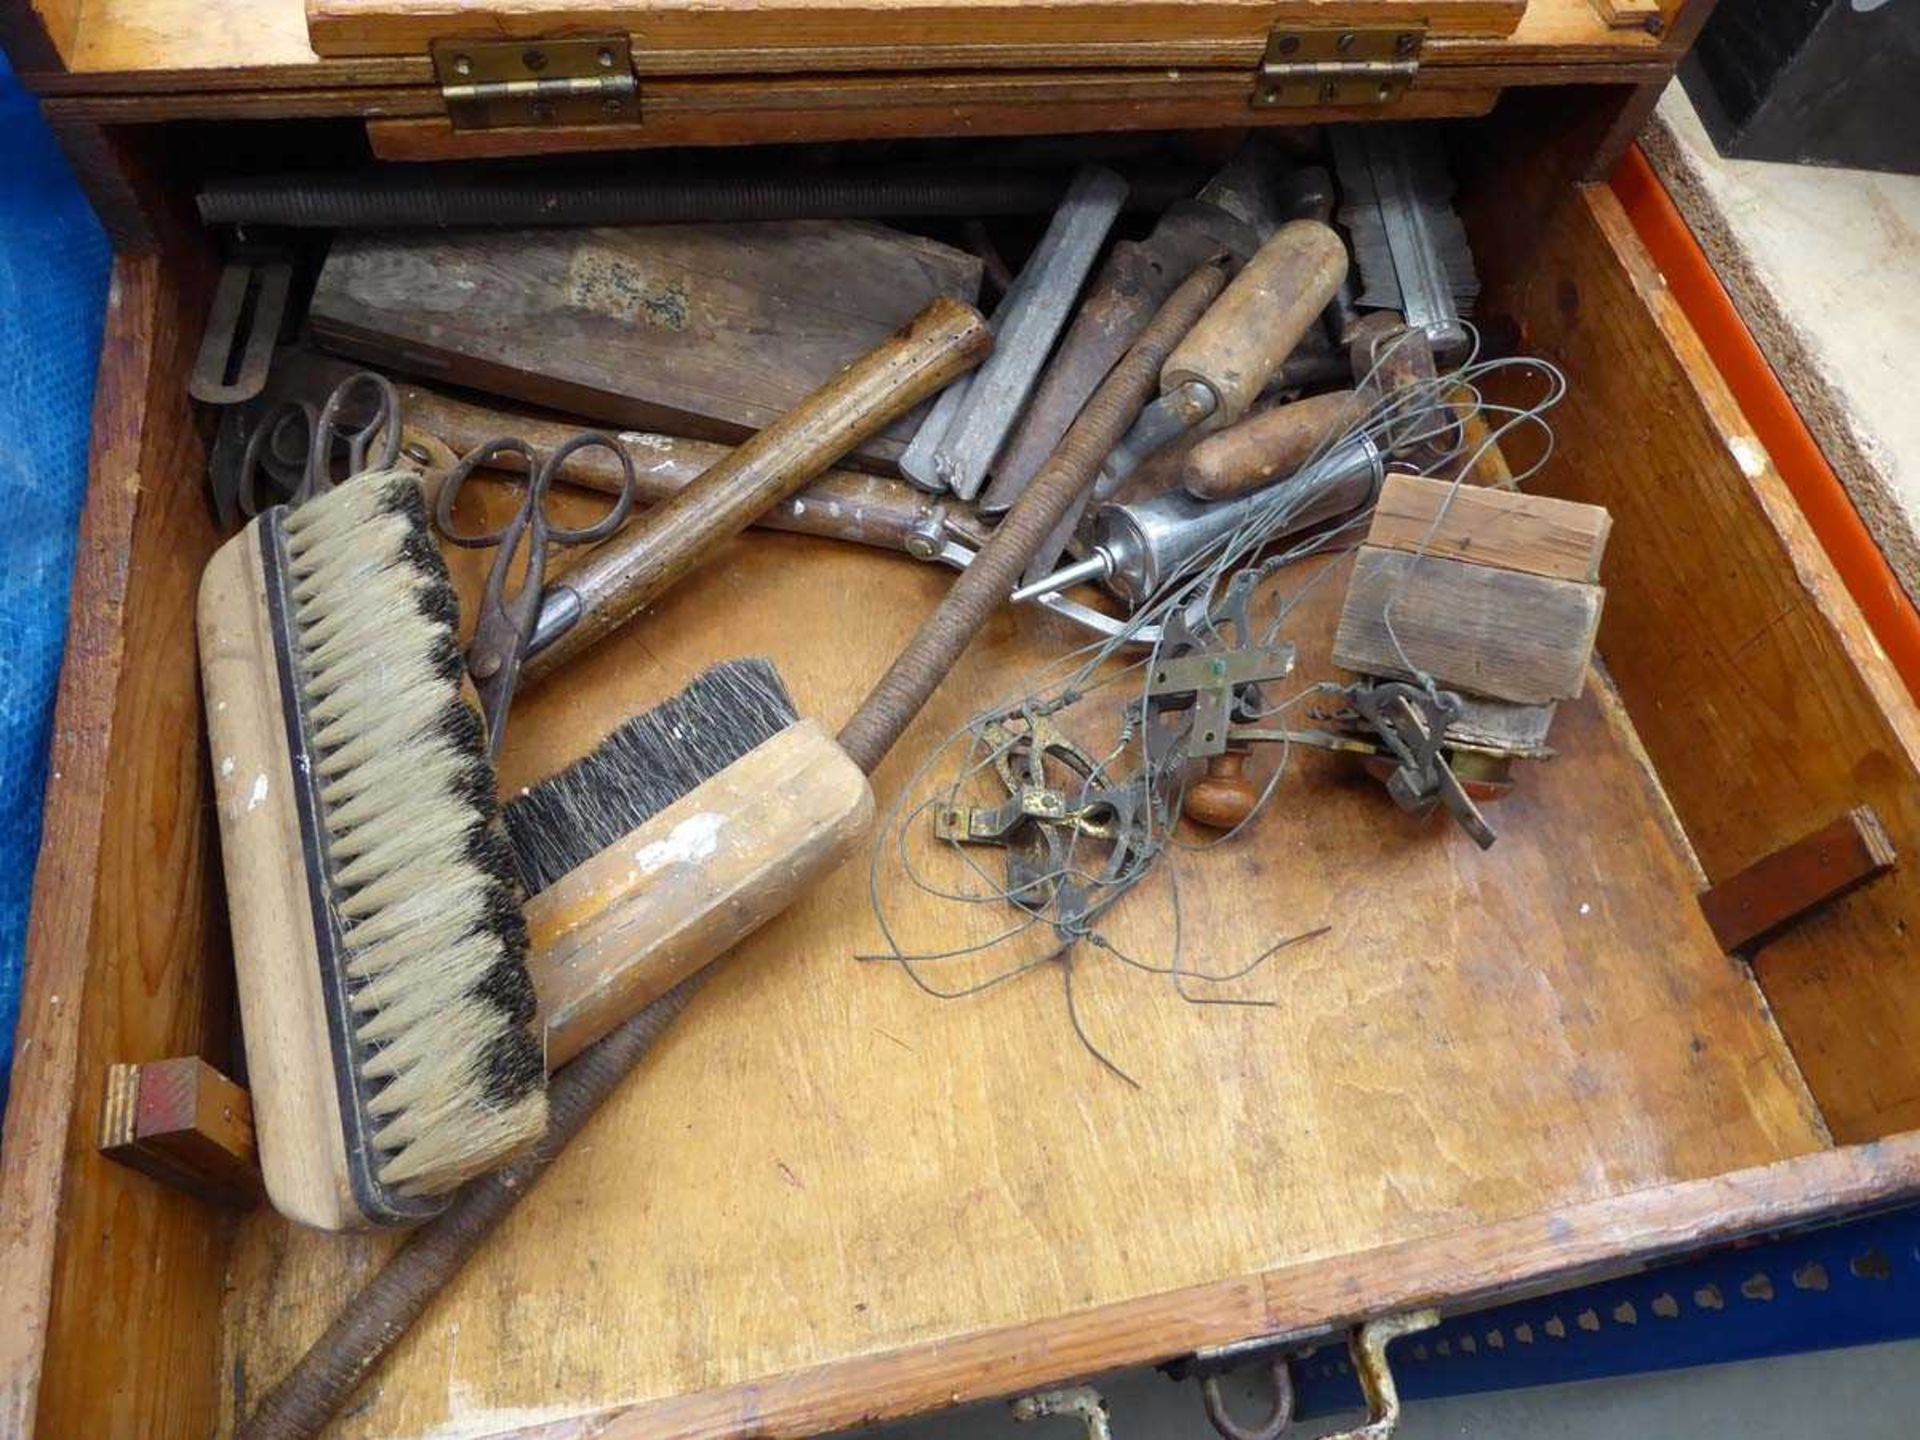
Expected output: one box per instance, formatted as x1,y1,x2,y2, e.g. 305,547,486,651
1699,807,1899,955
1590,0,1665,31
307,220,983,468
98,1057,260,1208
1333,545,1604,704
1365,472,1613,583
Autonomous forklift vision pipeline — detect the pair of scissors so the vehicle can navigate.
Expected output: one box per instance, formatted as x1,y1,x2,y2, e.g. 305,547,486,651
433,433,637,760
234,372,406,517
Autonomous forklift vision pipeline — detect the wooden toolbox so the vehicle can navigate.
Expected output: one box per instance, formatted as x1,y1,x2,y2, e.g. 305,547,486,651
5,0,1920,1436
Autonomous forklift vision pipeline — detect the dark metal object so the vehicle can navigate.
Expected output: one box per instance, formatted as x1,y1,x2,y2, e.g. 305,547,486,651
189,257,291,405
1683,0,1920,175
980,136,1281,519
899,165,1127,500
1176,1310,1436,1440
1331,126,1478,355
1340,681,1494,848
434,433,637,759
305,372,403,500
933,711,1154,917
1200,1359,1295,1440
1094,379,1218,496
196,167,1173,231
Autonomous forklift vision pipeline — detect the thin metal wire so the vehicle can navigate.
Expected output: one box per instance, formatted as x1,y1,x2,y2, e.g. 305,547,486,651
865,324,1567,1079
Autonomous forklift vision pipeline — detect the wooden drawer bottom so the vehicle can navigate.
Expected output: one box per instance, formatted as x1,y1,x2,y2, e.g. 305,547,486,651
6,107,1920,1440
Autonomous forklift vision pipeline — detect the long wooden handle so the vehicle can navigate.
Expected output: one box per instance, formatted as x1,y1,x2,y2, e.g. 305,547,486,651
524,297,991,682
836,256,1232,776
398,382,936,555
526,719,871,1067
1160,219,1348,432
1182,389,1363,501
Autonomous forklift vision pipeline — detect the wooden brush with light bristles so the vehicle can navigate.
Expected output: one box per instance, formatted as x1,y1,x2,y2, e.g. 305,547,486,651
201,469,549,1229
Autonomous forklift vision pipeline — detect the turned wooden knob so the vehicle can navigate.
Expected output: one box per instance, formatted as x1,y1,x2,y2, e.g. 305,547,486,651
1184,749,1259,829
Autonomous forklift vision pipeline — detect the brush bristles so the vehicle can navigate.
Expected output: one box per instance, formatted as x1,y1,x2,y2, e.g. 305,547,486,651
504,658,798,895
281,469,546,1199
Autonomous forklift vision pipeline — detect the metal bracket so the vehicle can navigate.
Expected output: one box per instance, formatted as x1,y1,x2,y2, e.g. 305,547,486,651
1180,1308,1439,1440
1252,26,1425,109
433,36,637,130
1012,1385,1113,1440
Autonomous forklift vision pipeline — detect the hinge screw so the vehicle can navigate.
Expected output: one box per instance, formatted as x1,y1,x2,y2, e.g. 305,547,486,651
1276,34,1300,54
1336,31,1356,51
530,98,556,122
522,46,549,72
452,52,472,76
597,46,615,67
1396,32,1421,54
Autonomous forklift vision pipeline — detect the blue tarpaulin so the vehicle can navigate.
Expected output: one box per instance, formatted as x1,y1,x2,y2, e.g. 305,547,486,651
0,48,111,1119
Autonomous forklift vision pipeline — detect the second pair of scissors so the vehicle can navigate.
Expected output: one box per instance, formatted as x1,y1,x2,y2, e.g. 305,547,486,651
434,433,638,760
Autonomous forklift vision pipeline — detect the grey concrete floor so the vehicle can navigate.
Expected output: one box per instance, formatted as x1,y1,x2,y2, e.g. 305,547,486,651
852,1338,1920,1439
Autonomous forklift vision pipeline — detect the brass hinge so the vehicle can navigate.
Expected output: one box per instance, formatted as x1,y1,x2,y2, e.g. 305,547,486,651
432,36,637,130
1251,25,1425,108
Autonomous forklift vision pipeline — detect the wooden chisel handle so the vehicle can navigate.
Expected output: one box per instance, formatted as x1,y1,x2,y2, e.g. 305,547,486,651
837,257,1233,775
523,297,992,683
1182,389,1364,501
398,382,937,555
1160,219,1349,432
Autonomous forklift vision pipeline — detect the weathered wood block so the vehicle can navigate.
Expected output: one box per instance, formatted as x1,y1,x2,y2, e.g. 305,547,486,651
309,220,983,468
1366,472,1612,583
1333,545,1604,704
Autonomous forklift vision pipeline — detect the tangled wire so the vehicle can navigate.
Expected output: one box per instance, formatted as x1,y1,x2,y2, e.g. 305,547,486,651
862,327,1568,1083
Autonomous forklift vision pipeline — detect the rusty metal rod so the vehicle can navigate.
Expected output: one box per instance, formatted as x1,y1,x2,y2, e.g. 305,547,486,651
836,255,1232,774
197,166,1193,230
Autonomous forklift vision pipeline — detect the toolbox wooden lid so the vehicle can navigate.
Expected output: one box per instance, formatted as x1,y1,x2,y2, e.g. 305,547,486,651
10,0,1683,157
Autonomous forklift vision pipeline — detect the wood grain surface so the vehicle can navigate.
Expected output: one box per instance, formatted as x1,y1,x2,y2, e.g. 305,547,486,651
1365,472,1612,582
198,525,362,1231
0,254,235,1438
361,79,1507,161
529,719,874,1066
16,0,1673,102
1480,182,1920,1142
1698,808,1898,957
1333,545,1604,703
308,222,981,469
303,0,1526,62
216,474,1823,1438
98,1058,261,1208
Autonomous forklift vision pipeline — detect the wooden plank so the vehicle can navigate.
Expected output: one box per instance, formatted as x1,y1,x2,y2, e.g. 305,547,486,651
217,476,1823,1438
0,254,235,1437
1332,545,1604,703
98,1058,261,1208
1699,808,1898,956
1366,472,1612,582
1476,179,1920,1142
1590,0,1664,34
361,79,1503,160
306,221,981,467
302,0,1527,64
486,1133,1920,1440
11,0,1672,99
